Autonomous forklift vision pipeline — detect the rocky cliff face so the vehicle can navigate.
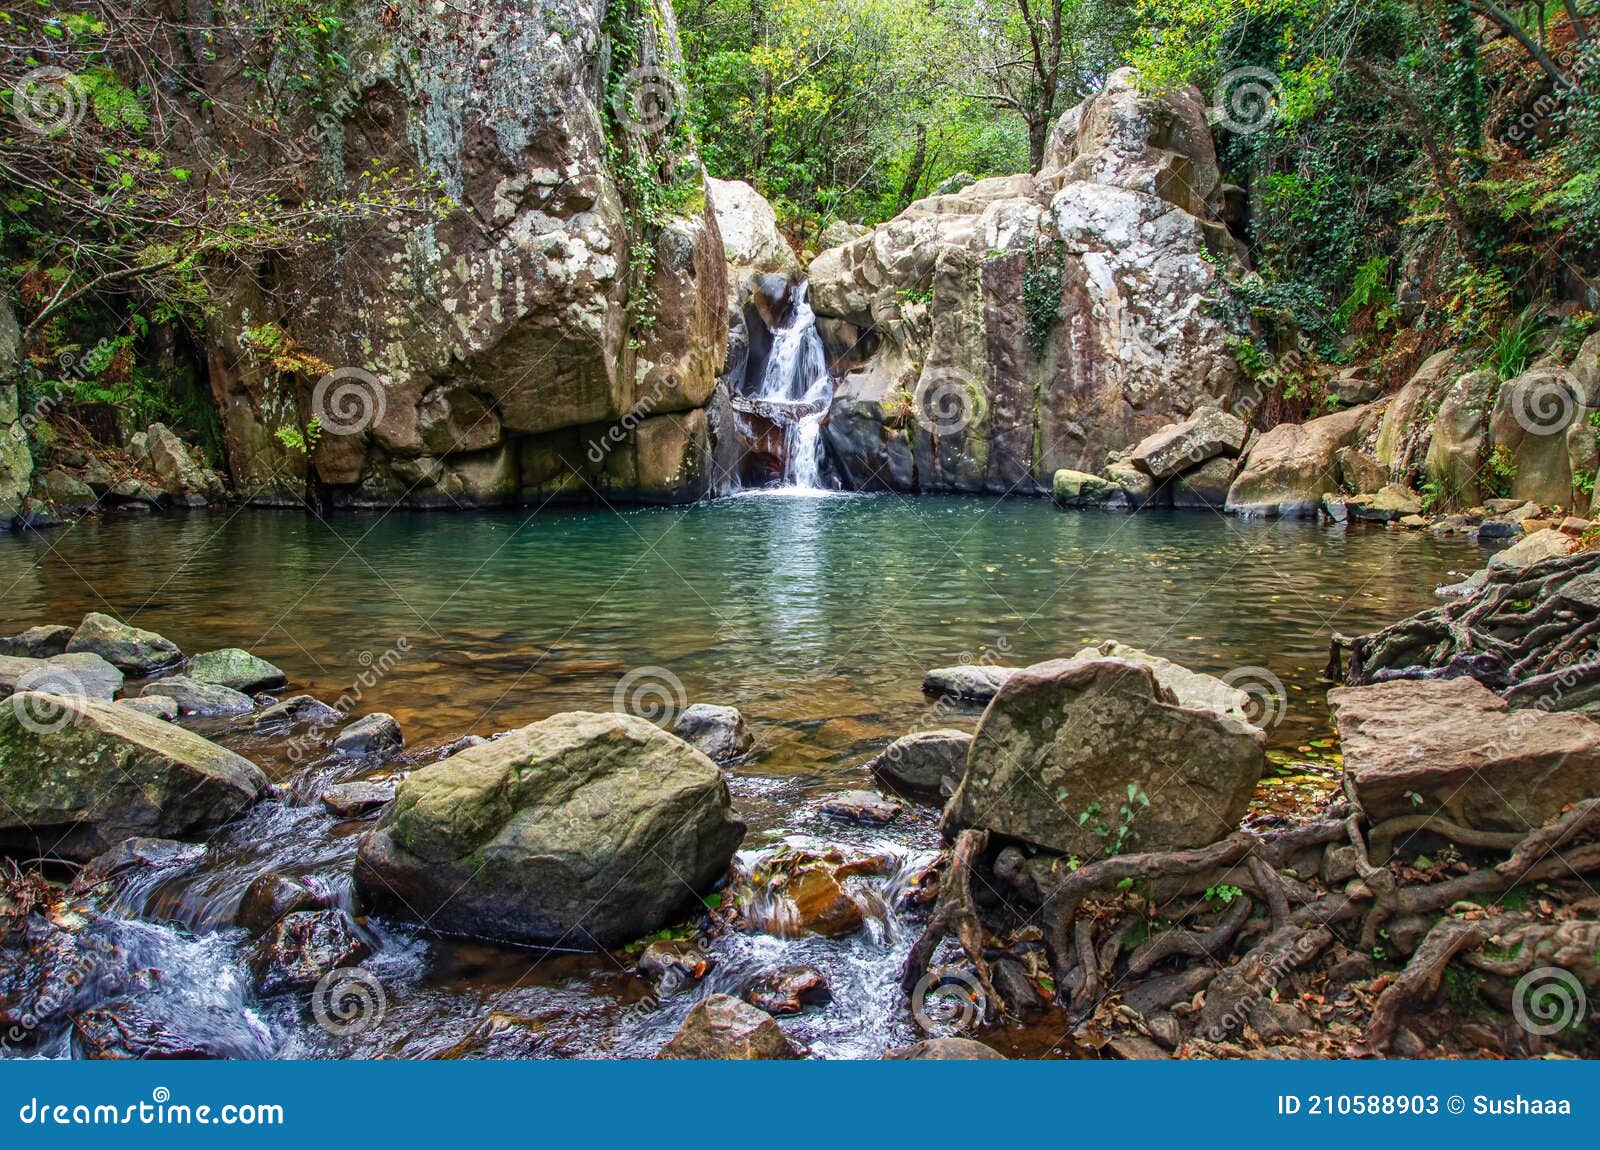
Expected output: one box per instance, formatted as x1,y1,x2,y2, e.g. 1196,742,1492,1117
202,0,727,508
808,69,1252,495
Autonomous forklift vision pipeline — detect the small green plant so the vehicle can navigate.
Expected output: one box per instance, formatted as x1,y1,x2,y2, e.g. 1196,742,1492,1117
274,416,323,456
1485,446,1518,499
1333,255,1397,333
1444,966,1484,1010
1489,305,1545,381
1404,789,1425,807
1419,476,1445,515
1205,884,1244,905
1577,470,1596,499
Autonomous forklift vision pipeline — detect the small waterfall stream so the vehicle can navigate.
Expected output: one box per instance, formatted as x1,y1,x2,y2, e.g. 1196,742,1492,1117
745,282,833,490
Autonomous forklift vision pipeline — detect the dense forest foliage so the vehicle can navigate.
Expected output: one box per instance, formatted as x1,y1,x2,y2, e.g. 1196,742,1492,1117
1,0,1598,442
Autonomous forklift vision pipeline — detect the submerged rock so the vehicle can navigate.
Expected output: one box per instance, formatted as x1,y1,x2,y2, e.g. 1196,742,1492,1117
321,780,396,819
76,837,206,886
672,703,754,763
656,994,801,1060
252,694,341,731
1329,677,1600,830
741,966,832,1016
819,789,902,827
140,675,256,716
867,730,972,796
1052,470,1122,509
354,712,745,948
72,998,258,1060
250,909,372,996
922,664,1016,703
0,695,266,860
188,648,287,693
64,611,181,674
945,659,1266,858
0,625,73,659
235,873,330,935
334,713,403,756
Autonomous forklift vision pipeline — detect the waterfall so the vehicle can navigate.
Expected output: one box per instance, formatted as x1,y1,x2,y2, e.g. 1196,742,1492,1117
748,282,833,490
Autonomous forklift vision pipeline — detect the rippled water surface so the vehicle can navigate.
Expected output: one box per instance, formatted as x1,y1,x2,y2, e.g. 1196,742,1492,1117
0,495,1488,1058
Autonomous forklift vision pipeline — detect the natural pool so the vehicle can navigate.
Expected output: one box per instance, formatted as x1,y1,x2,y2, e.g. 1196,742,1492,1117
0,494,1489,1059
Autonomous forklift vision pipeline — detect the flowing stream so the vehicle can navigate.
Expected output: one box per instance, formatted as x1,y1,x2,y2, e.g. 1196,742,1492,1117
0,498,1489,1058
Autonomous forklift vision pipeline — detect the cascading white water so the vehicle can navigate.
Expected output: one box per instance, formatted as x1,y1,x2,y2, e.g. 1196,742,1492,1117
750,282,833,489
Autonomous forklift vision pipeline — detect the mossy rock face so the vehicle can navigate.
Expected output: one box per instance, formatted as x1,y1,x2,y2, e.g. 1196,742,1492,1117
188,648,287,693
945,659,1266,859
355,711,746,948
64,612,181,675
0,694,267,860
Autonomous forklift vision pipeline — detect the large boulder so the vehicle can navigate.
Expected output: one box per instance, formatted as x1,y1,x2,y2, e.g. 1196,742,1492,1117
1226,403,1381,518
1066,642,1251,721
202,0,728,509
868,730,973,796
945,660,1266,857
1489,354,1600,510
1424,370,1496,509
1374,350,1463,484
0,625,74,659
1328,678,1600,831
706,177,800,280
354,711,745,947
64,612,181,674
0,695,266,859
139,676,255,717
1126,408,1248,480
811,67,1249,495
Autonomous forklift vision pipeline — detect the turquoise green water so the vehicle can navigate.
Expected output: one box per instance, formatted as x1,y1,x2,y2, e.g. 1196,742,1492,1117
1,493,1482,795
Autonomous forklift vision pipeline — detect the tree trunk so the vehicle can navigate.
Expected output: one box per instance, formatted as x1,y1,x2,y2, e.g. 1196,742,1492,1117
897,124,928,210
1028,114,1049,174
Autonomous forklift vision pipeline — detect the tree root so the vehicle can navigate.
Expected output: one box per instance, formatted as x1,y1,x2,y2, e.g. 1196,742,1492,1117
1353,917,1490,1055
899,829,1003,1020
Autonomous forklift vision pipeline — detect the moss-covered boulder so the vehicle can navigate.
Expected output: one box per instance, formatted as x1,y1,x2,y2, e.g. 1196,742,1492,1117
354,711,745,948
188,648,286,693
64,612,181,674
0,694,267,860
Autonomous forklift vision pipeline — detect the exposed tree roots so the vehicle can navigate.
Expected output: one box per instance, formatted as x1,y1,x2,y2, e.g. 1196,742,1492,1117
1328,551,1600,707
901,792,1600,1056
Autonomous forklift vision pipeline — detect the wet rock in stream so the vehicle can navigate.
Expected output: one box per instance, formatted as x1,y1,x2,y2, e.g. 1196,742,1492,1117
0,625,73,659
672,703,754,763
637,939,716,993
72,997,263,1060
0,695,267,860
249,910,372,996
65,612,181,675
188,648,287,693
334,713,403,757
355,712,744,947
252,694,341,732
819,790,902,827
140,675,256,717
656,994,801,1060
235,874,333,935
867,730,971,797
320,781,397,819
883,1037,1005,1060
740,965,831,1016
